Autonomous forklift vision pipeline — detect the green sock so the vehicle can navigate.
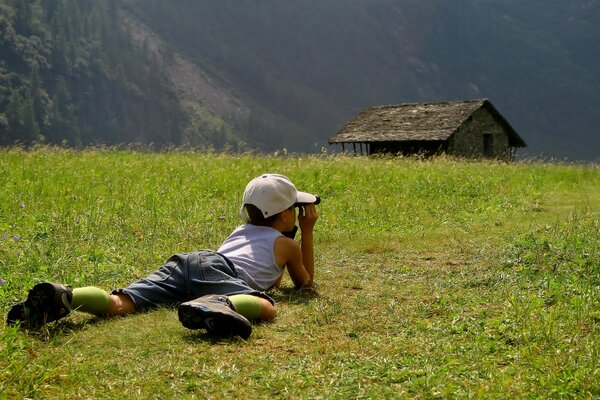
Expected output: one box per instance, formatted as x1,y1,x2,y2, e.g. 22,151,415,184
229,294,262,320
71,287,111,315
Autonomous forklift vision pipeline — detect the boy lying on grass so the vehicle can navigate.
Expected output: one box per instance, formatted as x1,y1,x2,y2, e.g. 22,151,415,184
7,174,319,339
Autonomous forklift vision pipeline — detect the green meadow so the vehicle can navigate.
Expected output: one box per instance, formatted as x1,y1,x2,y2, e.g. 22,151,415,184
0,147,598,399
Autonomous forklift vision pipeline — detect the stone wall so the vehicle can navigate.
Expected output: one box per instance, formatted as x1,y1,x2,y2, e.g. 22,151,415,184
448,108,510,159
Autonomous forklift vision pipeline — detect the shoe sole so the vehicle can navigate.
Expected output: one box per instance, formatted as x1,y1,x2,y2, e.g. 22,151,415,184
6,302,27,327
178,303,252,339
7,283,72,330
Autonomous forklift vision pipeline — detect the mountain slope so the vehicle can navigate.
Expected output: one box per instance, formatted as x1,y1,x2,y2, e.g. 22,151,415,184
1,0,598,159
125,0,599,159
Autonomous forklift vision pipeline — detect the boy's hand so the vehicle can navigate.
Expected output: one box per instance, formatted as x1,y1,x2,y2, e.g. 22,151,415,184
298,204,318,232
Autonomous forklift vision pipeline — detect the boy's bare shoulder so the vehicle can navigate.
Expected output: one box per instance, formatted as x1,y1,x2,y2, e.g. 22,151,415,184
274,235,300,251
274,235,301,265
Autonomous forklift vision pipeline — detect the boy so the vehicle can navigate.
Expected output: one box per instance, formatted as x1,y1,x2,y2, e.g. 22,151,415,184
7,173,318,340
219,173,319,292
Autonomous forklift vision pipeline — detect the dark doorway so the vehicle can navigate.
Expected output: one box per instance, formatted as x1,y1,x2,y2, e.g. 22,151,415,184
483,134,494,157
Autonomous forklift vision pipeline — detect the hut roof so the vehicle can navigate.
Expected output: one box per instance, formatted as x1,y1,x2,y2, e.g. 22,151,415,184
329,99,527,147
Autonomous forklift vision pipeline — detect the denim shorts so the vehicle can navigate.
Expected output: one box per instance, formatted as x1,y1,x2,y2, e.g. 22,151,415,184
113,250,273,311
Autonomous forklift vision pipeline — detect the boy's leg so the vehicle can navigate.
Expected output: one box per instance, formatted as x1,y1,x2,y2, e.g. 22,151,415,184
178,294,275,339
105,293,136,315
71,287,110,314
178,295,253,339
7,284,137,329
72,287,136,316
177,251,277,338
229,294,276,321
111,254,190,312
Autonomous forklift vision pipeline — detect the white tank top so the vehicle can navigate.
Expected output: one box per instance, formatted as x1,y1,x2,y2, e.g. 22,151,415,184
218,224,284,291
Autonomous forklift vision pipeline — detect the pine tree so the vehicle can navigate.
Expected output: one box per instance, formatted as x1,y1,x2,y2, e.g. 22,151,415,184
48,75,80,146
22,94,40,141
30,63,44,129
12,0,34,36
41,0,59,23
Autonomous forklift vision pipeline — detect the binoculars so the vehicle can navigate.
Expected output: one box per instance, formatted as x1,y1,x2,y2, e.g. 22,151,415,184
294,195,321,207
284,195,320,239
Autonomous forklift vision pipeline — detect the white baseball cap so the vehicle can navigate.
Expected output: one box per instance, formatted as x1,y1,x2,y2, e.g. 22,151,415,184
240,174,317,221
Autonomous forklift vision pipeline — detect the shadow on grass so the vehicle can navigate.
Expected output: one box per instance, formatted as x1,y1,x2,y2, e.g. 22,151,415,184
11,315,245,345
6,316,106,342
268,286,319,304
7,289,319,343
180,329,248,344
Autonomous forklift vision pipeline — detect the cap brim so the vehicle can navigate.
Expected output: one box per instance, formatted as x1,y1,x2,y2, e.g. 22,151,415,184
295,191,317,205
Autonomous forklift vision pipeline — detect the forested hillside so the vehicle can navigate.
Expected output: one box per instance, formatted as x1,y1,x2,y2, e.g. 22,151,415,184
1,0,599,159
0,0,192,148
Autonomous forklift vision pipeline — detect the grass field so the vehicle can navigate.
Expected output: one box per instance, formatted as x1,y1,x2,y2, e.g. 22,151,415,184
0,147,598,399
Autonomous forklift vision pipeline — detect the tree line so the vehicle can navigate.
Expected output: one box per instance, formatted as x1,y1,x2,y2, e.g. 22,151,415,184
0,0,184,148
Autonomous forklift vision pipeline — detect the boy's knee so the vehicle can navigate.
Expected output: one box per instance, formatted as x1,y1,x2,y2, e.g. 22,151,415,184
259,298,276,321
229,294,276,321
105,293,136,316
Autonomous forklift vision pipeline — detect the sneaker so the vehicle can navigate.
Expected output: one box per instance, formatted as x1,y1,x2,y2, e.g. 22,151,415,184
178,295,252,339
6,282,73,330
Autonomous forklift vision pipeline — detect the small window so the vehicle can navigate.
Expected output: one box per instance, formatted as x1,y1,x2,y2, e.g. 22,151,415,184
483,134,494,157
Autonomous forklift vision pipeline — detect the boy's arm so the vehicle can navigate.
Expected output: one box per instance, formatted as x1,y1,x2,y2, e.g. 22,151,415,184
274,205,318,289
275,237,312,288
298,204,317,285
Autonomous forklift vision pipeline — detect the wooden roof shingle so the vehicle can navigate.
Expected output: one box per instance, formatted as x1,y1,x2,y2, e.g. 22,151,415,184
329,99,526,147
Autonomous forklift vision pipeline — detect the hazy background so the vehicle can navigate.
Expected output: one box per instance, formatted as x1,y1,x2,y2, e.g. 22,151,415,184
1,0,598,160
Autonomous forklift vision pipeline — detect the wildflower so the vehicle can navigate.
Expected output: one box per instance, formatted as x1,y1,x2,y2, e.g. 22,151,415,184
0,278,5,285
13,236,21,242
20,202,25,208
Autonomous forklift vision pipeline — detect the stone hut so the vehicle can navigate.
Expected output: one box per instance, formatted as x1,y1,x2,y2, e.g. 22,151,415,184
328,99,527,160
